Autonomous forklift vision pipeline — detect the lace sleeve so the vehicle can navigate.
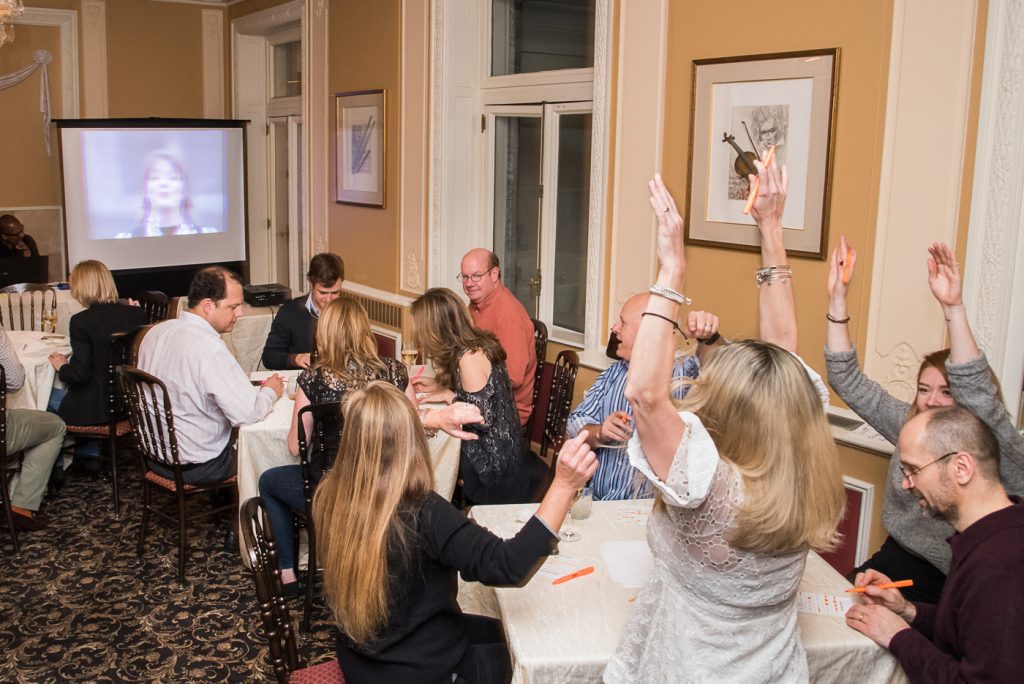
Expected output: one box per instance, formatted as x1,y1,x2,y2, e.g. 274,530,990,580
627,411,721,508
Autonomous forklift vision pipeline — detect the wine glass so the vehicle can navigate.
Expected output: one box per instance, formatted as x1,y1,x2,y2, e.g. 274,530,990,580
559,488,584,542
400,341,418,367
42,308,57,334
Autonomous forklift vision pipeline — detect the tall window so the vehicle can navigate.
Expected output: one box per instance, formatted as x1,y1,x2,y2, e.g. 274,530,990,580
483,0,596,346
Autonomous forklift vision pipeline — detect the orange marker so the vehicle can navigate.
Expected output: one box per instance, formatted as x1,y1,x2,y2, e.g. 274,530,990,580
552,566,594,585
742,145,777,215
842,248,856,284
845,579,913,593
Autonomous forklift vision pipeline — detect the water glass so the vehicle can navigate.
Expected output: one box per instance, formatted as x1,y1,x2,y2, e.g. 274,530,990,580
571,486,593,520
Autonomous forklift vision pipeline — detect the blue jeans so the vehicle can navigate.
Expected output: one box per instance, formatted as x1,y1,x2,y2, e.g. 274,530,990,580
46,386,101,458
257,465,305,571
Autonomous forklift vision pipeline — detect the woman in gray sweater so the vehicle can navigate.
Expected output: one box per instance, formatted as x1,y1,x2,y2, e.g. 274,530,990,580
824,238,1024,603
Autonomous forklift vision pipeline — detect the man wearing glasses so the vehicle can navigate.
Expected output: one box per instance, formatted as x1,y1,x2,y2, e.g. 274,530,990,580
846,406,1024,680
458,248,536,427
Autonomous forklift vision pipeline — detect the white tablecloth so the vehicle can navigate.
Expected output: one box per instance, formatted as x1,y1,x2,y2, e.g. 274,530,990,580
467,500,907,684
6,330,71,411
236,381,462,508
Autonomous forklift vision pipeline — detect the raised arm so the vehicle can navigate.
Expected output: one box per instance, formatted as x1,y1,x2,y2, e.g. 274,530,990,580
826,235,858,353
927,242,979,364
623,174,689,480
748,155,796,351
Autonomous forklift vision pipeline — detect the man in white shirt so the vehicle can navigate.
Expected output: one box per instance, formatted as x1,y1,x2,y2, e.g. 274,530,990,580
138,266,283,485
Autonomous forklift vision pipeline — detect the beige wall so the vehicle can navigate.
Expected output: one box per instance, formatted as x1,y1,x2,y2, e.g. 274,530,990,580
326,0,401,291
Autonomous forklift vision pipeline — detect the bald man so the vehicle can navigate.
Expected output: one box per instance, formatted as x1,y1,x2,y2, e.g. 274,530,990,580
459,248,536,427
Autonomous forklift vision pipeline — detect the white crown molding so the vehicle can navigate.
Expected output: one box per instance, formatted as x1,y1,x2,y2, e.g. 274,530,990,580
231,0,302,35
963,0,1024,423
863,0,979,392
201,9,225,118
16,8,79,119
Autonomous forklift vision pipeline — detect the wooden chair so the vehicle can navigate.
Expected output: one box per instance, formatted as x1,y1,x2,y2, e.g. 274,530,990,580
524,319,548,438
0,364,21,555
117,365,238,583
541,350,580,474
240,497,345,684
137,291,170,324
0,285,57,332
294,401,344,632
60,327,145,517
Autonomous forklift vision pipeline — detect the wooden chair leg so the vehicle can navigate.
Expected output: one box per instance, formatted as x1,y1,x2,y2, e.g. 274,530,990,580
109,433,120,518
176,492,188,584
1,480,19,556
137,483,151,557
302,524,317,632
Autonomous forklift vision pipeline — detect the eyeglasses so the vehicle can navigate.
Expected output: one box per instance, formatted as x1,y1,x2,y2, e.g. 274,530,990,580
900,451,957,485
455,268,494,283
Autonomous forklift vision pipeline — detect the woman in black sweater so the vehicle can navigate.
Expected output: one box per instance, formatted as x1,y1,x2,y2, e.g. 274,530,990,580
48,260,147,470
313,381,596,683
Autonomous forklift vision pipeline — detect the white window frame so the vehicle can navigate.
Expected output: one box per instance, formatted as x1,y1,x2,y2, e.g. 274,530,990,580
429,0,612,356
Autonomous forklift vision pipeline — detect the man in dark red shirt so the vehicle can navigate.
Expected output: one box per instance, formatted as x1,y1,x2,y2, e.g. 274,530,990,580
845,406,1024,682
459,248,536,427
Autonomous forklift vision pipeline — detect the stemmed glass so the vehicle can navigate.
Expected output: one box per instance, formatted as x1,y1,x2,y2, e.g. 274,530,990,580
400,341,418,367
42,307,57,334
559,488,585,542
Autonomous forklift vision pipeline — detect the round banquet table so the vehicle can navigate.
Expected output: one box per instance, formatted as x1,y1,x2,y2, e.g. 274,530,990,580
6,330,72,411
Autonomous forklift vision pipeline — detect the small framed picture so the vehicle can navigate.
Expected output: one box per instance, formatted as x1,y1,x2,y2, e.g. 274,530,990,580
685,49,839,259
335,89,386,207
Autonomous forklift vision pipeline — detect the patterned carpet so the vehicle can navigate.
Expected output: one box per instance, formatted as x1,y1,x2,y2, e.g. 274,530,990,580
0,460,336,683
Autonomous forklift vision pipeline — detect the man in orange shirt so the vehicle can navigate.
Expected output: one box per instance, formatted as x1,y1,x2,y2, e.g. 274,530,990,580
459,248,536,427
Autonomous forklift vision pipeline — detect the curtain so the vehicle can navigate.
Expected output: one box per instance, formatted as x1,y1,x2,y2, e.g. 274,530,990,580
0,49,52,154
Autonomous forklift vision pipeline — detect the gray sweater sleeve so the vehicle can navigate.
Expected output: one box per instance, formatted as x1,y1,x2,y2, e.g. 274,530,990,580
824,346,909,445
947,352,1024,497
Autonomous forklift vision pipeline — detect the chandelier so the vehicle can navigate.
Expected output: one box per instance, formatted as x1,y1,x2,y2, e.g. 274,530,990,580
0,0,25,48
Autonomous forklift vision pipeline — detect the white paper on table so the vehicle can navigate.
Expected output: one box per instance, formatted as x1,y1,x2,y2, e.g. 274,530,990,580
615,505,650,525
537,554,589,579
796,591,854,617
601,540,654,588
249,369,302,382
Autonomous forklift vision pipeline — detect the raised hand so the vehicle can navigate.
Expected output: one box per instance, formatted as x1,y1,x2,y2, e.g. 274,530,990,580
827,236,857,305
748,152,788,232
927,242,962,308
648,174,686,284
685,310,719,340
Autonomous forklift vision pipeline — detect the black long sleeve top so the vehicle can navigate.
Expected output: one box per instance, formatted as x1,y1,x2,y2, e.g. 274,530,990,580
334,492,557,683
260,295,316,370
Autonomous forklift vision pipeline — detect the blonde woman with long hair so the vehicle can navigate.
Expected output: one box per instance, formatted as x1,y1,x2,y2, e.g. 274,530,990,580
603,162,844,682
258,297,408,594
47,260,146,474
314,381,596,683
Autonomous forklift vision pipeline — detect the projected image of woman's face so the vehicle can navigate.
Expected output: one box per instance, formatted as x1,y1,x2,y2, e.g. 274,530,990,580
146,157,185,211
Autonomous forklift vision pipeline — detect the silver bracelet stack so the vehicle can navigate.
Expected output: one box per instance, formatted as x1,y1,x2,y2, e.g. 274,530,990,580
649,284,692,305
755,265,792,286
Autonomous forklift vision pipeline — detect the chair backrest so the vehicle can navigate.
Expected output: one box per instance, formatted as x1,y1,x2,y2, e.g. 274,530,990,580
525,319,548,437
296,401,344,503
0,363,7,464
117,365,184,479
541,350,580,465
240,496,300,684
137,291,170,324
107,327,147,423
0,287,57,332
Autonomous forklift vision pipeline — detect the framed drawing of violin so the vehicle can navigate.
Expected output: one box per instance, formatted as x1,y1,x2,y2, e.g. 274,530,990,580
684,48,839,259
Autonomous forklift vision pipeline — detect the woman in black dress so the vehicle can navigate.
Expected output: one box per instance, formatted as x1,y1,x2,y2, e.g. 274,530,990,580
47,260,147,473
314,381,597,683
410,288,530,505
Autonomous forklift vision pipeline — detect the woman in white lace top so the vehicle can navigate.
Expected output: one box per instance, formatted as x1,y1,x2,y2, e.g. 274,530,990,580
604,159,845,682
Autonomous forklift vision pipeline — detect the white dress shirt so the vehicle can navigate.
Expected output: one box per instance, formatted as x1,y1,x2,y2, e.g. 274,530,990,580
138,311,276,464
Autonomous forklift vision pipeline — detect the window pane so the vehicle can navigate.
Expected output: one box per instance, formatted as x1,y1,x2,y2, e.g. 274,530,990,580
273,41,301,98
492,0,595,77
552,113,591,334
493,115,542,318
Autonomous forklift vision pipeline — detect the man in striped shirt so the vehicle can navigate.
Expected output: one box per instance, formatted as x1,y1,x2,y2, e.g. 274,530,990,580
565,294,720,500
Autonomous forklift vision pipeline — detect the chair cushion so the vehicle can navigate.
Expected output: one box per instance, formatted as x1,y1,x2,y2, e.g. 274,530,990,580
290,659,345,684
66,419,133,437
144,470,237,492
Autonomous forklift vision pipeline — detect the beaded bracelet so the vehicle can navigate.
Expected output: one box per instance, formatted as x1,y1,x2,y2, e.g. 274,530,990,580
649,284,692,305
755,265,793,286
